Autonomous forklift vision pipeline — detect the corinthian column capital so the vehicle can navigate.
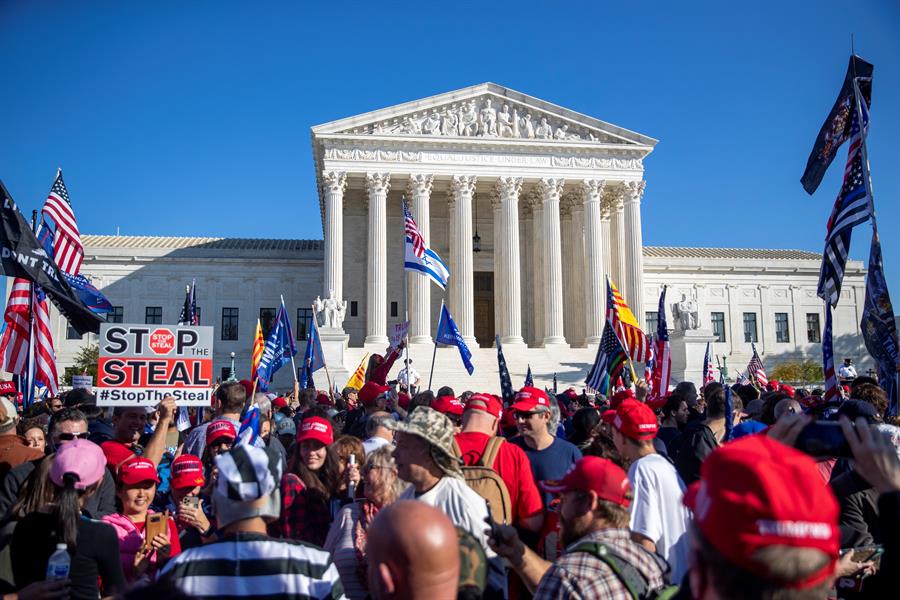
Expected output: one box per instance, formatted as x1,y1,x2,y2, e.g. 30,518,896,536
580,179,606,202
496,176,523,200
538,177,566,200
322,170,348,194
624,180,646,203
406,174,434,198
365,172,391,196
450,175,477,197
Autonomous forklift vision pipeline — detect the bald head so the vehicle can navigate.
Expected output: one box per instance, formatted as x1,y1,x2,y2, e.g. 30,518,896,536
774,398,802,421
460,408,498,435
367,500,460,600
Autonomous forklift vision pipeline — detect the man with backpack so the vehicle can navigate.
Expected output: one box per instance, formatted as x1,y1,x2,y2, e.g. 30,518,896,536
454,393,544,532
486,456,672,599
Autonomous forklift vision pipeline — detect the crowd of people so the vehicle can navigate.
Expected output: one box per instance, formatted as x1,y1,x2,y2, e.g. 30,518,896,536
0,348,898,600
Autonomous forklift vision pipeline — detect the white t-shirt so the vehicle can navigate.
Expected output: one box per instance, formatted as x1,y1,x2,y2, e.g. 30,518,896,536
362,436,392,456
397,367,421,386
838,364,857,378
628,453,692,583
400,476,496,558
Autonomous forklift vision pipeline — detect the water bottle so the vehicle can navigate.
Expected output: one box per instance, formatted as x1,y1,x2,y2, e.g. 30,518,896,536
45,543,70,581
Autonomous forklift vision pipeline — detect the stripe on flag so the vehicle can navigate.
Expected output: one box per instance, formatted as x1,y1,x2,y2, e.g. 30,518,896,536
822,303,839,402
747,343,768,387
606,278,651,362
41,170,84,276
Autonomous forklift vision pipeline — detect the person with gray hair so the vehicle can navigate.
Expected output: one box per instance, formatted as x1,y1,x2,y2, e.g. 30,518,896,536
254,392,287,464
161,444,346,599
363,411,394,456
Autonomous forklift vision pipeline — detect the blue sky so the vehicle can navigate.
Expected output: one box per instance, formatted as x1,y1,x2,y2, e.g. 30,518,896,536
1,1,898,300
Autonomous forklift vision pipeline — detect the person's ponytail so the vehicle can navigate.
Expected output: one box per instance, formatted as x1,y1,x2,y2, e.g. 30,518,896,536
56,472,81,551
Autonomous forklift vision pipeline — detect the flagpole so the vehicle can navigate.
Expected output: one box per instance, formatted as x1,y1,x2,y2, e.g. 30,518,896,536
26,210,39,407
310,302,334,396
851,78,878,233
280,294,299,385
402,202,411,391
428,299,442,391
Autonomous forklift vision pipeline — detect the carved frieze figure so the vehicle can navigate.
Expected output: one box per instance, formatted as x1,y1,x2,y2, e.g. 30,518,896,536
479,99,498,136
440,110,459,136
521,112,535,138
672,293,701,331
535,116,553,139
553,123,570,140
421,110,441,135
400,116,421,135
497,103,515,137
460,100,478,136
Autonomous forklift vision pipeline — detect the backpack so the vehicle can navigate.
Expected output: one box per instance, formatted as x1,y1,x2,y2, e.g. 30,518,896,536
452,437,513,525
570,540,680,600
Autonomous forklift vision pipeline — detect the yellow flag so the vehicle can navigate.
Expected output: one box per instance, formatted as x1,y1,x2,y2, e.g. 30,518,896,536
345,353,369,390
608,279,640,328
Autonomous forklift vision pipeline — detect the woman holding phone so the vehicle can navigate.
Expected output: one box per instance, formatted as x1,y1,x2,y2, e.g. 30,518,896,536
102,456,181,584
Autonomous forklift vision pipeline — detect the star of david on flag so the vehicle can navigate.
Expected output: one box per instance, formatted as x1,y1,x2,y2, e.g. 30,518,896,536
403,200,450,289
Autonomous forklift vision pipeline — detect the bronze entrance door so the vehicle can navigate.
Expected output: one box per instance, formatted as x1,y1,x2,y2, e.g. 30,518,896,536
474,271,495,347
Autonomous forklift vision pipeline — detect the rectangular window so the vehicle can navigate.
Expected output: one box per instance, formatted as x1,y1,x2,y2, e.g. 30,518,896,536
66,323,82,340
221,308,239,341
775,313,790,343
743,312,758,343
145,306,162,324
259,308,276,339
645,311,659,335
390,301,398,318
220,367,231,383
711,312,726,342
350,301,358,317
106,306,124,323
806,313,821,343
297,308,313,341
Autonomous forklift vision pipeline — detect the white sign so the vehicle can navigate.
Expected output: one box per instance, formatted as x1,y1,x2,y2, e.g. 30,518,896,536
96,324,214,406
71,375,93,392
390,321,409,348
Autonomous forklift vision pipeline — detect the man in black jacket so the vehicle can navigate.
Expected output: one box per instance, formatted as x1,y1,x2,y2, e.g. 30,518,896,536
671,383,732,485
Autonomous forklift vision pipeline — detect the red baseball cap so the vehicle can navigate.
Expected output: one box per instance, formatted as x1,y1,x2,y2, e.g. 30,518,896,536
539,456,632,508
684,435,839,588
117,456,160,486
239,379,254,399
206,419,237,446
464,393,503,418
432,395,465,417
272,396,287,409
609,389,636,410
359,381,389,407
601,409,617,425
0,381,16,395
612,399,658,440
510,387,551,413
316,392,333,406
297,416,334,446
781,384,796,398
170,454,205,489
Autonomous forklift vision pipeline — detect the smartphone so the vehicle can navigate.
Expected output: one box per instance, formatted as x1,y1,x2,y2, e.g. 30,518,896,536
145,513,167,545
794,421,853,458
850,545,883,564
181,495,200,509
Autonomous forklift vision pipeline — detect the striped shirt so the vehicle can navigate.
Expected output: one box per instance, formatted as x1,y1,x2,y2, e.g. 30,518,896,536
160,532,346,600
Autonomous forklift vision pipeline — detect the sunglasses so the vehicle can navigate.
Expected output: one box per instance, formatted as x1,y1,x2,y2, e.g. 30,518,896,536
56,432,90,441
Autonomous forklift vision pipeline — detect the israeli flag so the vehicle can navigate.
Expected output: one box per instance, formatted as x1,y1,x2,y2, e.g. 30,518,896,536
405,243,450,289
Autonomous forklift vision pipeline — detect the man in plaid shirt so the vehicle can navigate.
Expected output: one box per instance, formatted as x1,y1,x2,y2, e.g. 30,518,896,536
488,456,668,599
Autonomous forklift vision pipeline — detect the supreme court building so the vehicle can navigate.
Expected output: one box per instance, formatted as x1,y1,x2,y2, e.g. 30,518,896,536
50,84,869,390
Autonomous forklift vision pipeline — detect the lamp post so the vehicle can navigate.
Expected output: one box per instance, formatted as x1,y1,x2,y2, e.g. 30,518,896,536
227,351,237,382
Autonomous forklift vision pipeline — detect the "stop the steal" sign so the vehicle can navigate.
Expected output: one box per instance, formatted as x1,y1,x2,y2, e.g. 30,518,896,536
96,324,214,406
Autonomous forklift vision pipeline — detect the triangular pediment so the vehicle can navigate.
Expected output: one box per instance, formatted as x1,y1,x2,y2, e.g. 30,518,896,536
312,83,656,147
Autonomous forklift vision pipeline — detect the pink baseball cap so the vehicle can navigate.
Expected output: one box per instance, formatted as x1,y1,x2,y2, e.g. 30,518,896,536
51,439,107,490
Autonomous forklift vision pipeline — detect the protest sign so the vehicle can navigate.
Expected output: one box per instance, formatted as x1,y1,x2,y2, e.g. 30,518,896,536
96,323,213,406
71,375,93,392
390,321,409,349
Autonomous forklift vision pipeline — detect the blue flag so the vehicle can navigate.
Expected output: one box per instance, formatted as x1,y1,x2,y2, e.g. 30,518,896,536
237,401,264,448
299,314,325,389
524,365,534,387
495,335,515,404
436,304,473,375
256,300,298,391
63,273,113,314
860,230,899,415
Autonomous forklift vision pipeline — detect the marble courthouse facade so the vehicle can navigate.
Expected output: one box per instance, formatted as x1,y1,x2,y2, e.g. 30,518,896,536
46,84,869,389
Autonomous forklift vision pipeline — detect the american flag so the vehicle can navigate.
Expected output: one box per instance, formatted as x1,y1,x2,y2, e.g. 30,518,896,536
41,169,84,276
702,342,715,387
0,279,59,397
647,286,671,403
586,322,628,395
818,84,872,307
178,281,198,325
822,303,839,402
747,343,768,387
402,200,426,258
607,278,651,362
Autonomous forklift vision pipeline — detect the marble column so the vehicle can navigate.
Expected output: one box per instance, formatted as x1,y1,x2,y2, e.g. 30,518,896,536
581,179,606,344
560,199,574,343
623,181,646,328
365,173,390,346
530,190,545,346
599,196,612,320
608,186,627,298
449,175,477,346
539,178,567,346
322,171,347,306
407,174,434,344
568,195,586,346
491,188,504,344
496,177,524,345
